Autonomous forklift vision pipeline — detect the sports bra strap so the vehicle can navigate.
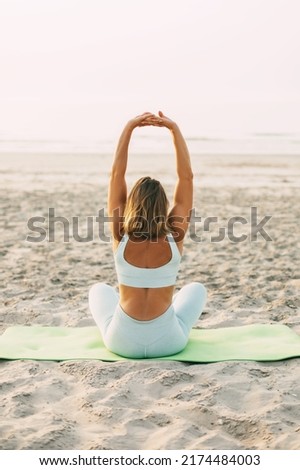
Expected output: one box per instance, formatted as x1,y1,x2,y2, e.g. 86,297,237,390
114,231,182,288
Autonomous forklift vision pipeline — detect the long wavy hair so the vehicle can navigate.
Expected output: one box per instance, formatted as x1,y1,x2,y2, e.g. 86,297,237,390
123,176,172,239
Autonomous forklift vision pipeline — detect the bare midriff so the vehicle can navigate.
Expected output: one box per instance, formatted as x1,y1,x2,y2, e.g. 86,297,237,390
118,284,175,321
113,234,183,321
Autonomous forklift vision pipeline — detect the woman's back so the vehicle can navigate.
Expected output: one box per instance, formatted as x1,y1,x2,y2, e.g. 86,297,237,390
114,233,183,320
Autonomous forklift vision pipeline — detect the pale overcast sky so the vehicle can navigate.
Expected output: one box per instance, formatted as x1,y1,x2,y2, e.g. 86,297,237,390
0,0,299,141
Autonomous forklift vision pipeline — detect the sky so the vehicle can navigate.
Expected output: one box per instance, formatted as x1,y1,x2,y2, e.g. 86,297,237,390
0,0,300,142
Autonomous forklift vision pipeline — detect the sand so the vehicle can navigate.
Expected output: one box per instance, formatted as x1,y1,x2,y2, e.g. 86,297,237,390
0,152,300,450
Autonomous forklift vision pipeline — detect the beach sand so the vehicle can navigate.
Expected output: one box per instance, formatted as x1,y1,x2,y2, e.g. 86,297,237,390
0,152,300,450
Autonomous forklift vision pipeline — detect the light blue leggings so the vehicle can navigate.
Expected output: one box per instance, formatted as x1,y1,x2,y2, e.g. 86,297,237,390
88,282,207,359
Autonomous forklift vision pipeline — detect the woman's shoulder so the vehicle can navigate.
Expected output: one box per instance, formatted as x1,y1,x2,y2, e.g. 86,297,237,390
168,230,184,256
112,230,184,254
112,230,127,253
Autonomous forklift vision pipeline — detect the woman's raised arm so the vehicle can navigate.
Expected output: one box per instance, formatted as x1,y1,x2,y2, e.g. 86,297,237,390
146,111,193,242
108,112,155,241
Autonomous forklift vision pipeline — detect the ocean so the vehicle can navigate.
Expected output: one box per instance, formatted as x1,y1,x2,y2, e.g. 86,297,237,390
0,132,300,156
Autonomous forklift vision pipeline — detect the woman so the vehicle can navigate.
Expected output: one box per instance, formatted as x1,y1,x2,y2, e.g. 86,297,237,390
89,111,207,358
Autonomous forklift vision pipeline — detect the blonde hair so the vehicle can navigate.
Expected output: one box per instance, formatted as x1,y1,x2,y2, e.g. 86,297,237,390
123,176,172,239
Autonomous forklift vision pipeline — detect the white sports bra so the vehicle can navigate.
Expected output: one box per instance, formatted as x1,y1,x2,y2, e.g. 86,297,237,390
114,232,182,288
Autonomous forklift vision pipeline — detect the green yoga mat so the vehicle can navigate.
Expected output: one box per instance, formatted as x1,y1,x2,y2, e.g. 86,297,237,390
0,324,300,362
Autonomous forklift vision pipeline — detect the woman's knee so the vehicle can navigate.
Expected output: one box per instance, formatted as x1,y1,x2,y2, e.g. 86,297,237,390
174,281,207,303
89,282,111,298
88,283,118,333
88,283,118,312
185,282,207,311
187,281,207,298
